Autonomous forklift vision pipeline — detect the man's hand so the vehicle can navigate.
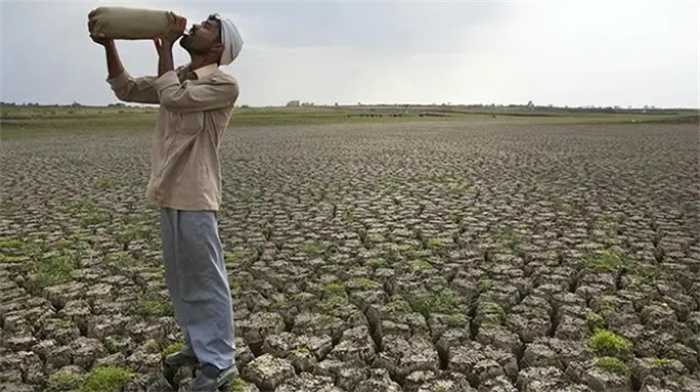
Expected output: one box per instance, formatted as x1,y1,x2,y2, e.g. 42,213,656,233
88,19,113,47
154,13,186,77
89,18,123,79
154,12,187,52
90,35,113,47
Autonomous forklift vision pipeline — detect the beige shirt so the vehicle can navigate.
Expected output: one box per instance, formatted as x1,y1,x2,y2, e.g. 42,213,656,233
107,64,239,211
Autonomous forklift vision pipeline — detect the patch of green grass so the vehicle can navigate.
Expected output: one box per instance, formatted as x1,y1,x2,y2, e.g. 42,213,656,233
478,302,507,325
105,251,133,269
0,237,24,250
161,341,184,357
552,197,576,214
588,328,633,358
592,215,621,235
103,336,125,354
36,254,75,287
71,199,110,227
427,238,448,249
435,384,449,392
652,357,674,367
396,243,416,253
135,296,173,318
445,313,467,325
79,365,135,392
70,199,95,212
347,277,382,291
54,318,76,329
5,241,37,262
586,311,606,332
224,248,255,266
52,238,72,250
594,297,619,319
342,208,355,223
229,277,241,295
115,224,149,250
47,369,84,391
319,294,349,313
446,180,472,194
409,289,462,317
384,296,414,314
143,339,161,353
291,346,312,355
408,259,433,271
0,254,29,263
633,264,658,283
322,281,347,298
384,245,404,262
302,241,325,256
583,249,631,273
492,227,521,250
229,377,253,392
81,211,110,226
478,279,493,292
95,177,115,190
594,356,630,375
366,233,385,243
318,280,349,313
24,240,46,260
366,258,387,268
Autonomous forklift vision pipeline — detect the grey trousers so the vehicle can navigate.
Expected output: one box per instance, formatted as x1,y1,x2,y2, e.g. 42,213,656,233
159,207,235,370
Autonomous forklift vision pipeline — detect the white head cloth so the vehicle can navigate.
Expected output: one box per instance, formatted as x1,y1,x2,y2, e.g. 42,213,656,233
216,16,243,65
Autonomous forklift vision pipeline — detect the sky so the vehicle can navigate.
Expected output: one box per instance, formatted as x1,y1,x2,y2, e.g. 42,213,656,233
0,0,698,108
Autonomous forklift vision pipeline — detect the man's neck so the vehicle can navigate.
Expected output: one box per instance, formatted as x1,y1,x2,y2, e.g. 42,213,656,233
191,63,217,80
189,56,218,72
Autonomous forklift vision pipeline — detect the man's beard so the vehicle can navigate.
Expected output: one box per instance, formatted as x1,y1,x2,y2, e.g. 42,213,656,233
179,35,192,50
180,36,207,55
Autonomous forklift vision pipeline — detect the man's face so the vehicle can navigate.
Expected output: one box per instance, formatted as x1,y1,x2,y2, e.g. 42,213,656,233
180,16,220,55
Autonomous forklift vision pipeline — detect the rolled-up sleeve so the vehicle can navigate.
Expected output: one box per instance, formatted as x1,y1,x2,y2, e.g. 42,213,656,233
152,70,238,113
106,70,159,104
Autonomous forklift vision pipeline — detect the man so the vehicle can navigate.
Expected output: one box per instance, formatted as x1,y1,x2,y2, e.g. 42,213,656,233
90,12,243,392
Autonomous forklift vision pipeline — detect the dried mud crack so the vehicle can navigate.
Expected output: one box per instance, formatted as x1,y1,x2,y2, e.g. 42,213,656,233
1,121,699,392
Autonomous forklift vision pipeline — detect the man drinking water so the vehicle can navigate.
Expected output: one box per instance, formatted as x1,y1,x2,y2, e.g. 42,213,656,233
90,11,243,391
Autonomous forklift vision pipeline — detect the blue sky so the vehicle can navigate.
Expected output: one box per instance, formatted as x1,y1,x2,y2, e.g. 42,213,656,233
1,0,697,107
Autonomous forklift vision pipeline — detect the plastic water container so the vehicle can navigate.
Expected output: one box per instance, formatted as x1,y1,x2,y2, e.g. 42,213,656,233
88,7,185,40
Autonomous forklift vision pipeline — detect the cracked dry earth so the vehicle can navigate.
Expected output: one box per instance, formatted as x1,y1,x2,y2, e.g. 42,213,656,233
1,120,699,392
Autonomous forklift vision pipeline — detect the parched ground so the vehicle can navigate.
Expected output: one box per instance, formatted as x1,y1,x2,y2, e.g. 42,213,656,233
1,120,699,392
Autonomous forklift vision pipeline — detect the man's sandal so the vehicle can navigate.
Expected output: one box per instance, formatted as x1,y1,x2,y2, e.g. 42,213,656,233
162,345,198,388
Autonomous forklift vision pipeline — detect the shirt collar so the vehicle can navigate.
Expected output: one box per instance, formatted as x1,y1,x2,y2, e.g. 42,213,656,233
192,63,218,80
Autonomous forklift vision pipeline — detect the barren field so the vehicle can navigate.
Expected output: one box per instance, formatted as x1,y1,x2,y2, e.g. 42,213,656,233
1,115,699,391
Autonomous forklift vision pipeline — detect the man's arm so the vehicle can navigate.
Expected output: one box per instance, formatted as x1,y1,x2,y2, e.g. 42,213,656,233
106,72,160,104
153,71,239,113
156,39,175,77
103,41,159,104
91,34,159,104
103,39,124,79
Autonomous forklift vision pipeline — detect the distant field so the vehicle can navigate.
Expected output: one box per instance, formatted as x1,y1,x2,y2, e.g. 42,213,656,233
1,104,696,140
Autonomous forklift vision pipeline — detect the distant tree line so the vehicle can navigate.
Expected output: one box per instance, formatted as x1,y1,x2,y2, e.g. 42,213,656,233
286,100,316,107
0,101,691,114
1,101,128,108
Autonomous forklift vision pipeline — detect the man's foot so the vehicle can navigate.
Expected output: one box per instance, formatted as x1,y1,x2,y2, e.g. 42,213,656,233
164,345,198,368
190,363,239,392
163,345,198,388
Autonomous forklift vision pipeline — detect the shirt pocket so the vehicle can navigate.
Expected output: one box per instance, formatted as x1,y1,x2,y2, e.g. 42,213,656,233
175,111,204,136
